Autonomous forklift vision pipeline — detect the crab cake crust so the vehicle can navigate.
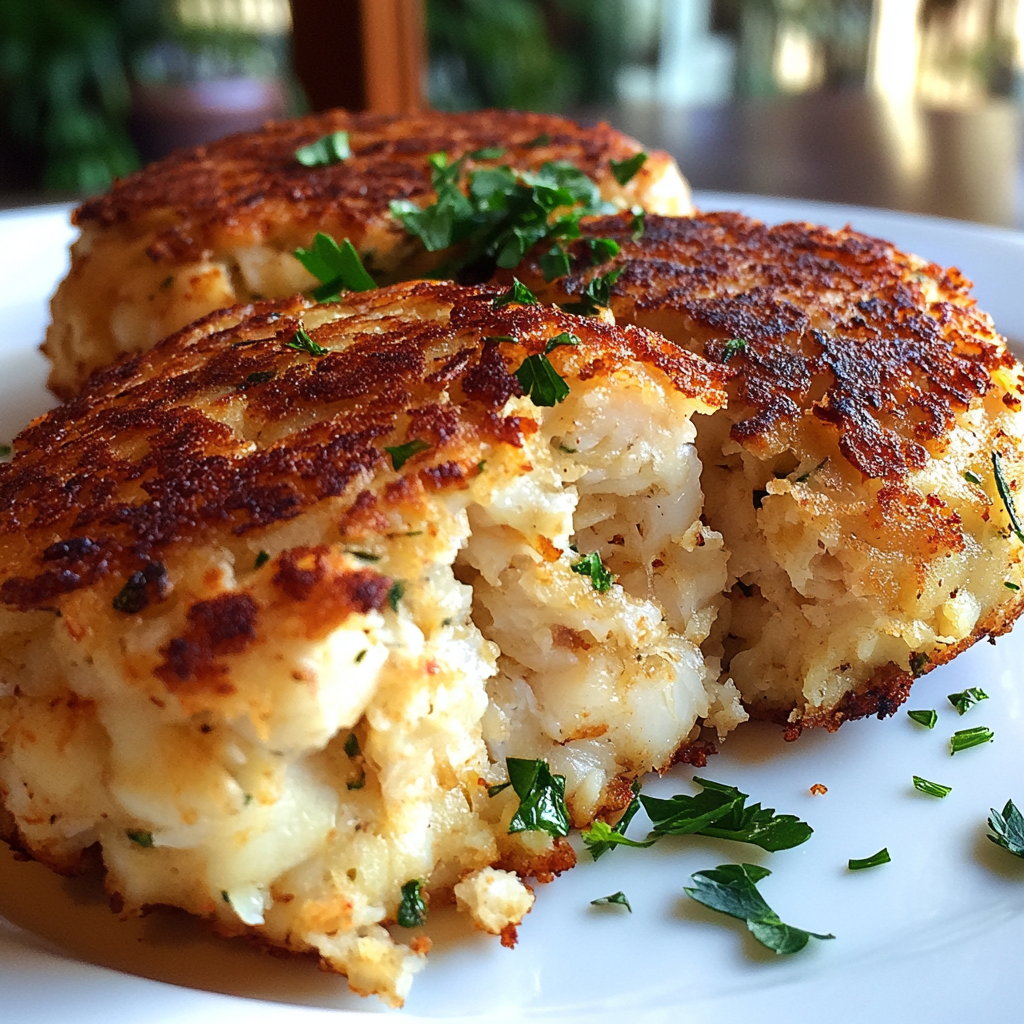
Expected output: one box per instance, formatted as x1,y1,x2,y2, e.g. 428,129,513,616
514,211,1024,731
1,281,734,1004
44,109,691,398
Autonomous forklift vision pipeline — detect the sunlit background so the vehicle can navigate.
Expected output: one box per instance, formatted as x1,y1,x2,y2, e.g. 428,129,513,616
3,0,1024,224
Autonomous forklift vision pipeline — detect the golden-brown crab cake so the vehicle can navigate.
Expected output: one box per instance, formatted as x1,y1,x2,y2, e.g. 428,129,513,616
1,281,734,1005
514,211,1024,734
44,108,691,398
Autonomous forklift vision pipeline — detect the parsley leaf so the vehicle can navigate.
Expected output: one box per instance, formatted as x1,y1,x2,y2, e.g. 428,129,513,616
504,757,570,837
591,891,632,911
513,332,579,406
493,278,538,307
540,243,571,282
610,151,648,186
294,130,351,167
581,779,646,859
950,725,994,753
848,848,890,870
988,799,1024,858
384,438,431,470
993,451,1024,543
397,879,428,927
721,337,748,362
587,237,621,264
294,232,376,298
571,550,615,593
559,266,623,316
685,863,834,954
254,550,270,569
387,580,405,611
947,687,989,715
630,205,646,240
287,328,328,357
913,776,951,798
965,469,984,485
642,777,812,852
907,709,937,729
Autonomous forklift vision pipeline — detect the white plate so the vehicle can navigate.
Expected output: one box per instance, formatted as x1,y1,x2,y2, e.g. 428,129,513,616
2,195,1024,1024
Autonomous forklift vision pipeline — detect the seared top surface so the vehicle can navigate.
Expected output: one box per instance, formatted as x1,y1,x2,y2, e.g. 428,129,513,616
74,109,658,262
520,211,1020,479
0,281,725,611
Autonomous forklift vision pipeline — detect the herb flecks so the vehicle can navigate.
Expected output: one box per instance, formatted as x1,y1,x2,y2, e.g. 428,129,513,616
950,725,994,754
988,799,1024,858
559,266,623,316
571,550,615,593
126,829,154,848
294,130,351,167
287,328,328,357
504,757,570,837
848,848,890,870
947,687,989,715
992,451,1024,543
630,205,645,240
254,550,270,569
685,863,834,955
384,438,431,470
493,278,538,307
591,891,632,912
540,243,571,282
397,879,428,927
913,776,951,798
907,709,938,729
387,580,405,612
112,562,169,614
294,232,376,299
610,151,648,186
721,337,748,362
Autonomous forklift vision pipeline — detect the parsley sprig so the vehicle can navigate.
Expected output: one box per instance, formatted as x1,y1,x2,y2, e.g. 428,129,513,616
513,332,579,406
570,549,615,592
390,152,614,278
294,232,376,300
294,130,351,167
559,266,624,316
988,799,1024,858
685,863,834,954
582,780,648,859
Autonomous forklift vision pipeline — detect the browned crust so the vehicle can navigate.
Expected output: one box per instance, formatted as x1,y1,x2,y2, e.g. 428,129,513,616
0,281,725,612
74,109,660,266
516,211,1016,480
496,835,577,883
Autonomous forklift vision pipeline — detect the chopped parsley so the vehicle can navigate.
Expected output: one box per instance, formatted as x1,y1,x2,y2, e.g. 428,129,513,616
294,130,351,167
346,549,380,562
492,278,538,307
848,848,890,870
387,580,405,611
586,237,621,264
254,550,270,569
721,337,748,362
947,687,989,715
609,151,648,186
591,891,632,912
503,757,570,837
344,732,360,758
950,725,994,754
1006,581,1020,591
112,562,168,614
907,709,938,729
397,879,428,927
913,776,951,798
992,451,1024,543
641,777,812,852
221,890,230,903
630,205,645,240
987,799,1024,858
582,779,646,859
540,243,571,282
384,438,431,470
293,232,376,299
390,153,612,278
559,266,624,316
238,370,275,390
126,829,154,848
0,444,10,458
965,470,984,486
287,328,328,357
571,550,615,593
513,332,579,406
685,863,834,954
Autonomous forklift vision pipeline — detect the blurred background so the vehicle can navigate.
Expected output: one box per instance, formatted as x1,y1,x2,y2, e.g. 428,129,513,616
3,0,1024,226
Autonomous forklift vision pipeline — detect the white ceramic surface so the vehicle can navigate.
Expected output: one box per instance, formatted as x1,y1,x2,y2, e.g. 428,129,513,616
1,196,1023,1024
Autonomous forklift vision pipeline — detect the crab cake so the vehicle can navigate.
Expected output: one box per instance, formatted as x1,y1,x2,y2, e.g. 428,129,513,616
0,281,736,1004
514,211,1024,734
44,109,691,399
